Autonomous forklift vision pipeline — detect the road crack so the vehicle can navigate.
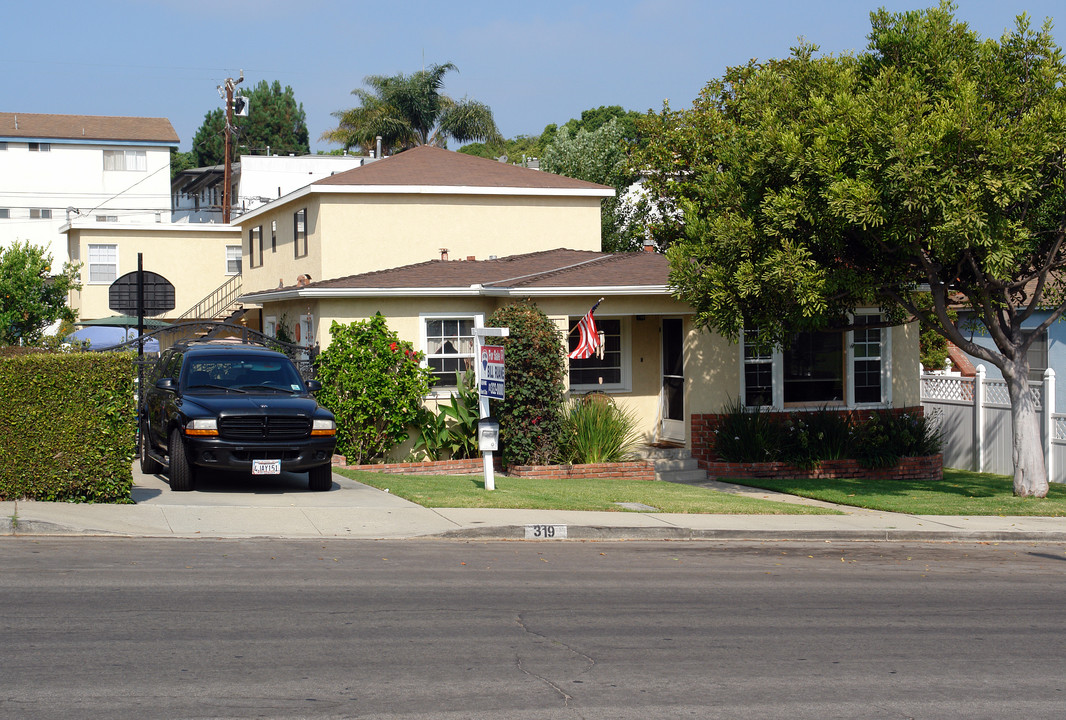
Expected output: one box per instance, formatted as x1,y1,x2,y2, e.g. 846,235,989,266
514,612,596,712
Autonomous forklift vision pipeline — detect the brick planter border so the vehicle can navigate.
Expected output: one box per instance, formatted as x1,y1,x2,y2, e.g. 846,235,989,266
337,456,656,481
699,454,943,483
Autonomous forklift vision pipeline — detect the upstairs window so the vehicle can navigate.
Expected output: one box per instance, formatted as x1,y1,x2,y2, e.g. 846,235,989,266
226,245,242,275
30,208,52,219
249,226,262,268
294,209,307,258
28,142,50,152
87,244,118,283
103,149,147,171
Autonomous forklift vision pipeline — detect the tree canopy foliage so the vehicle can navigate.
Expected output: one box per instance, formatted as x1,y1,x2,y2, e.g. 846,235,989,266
190,80,309,167
0,241,79,346
636,1,1066,496
322,62,501,154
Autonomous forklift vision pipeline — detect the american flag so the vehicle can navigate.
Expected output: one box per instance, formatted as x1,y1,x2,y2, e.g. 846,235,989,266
568,300,602,360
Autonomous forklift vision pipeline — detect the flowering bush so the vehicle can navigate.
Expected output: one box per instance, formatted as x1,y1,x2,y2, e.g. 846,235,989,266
314,314,433,464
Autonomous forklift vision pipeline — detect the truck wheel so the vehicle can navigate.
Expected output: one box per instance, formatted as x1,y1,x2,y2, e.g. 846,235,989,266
168,428,196,491
308,464,333,491
139,422,163,475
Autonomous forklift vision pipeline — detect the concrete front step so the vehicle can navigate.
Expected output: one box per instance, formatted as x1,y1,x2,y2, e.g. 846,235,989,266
656,469,710,484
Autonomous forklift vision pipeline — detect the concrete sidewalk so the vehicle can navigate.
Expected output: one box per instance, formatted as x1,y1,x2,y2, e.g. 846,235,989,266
2,467,1065,542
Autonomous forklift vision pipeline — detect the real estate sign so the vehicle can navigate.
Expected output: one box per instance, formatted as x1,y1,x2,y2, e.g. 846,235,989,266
479,345,505,400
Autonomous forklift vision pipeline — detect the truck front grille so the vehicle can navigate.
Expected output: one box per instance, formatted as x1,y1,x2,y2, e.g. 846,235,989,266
219,416,311,440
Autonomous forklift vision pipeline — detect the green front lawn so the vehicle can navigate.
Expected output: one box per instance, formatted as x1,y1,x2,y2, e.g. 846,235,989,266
336,468,840,514
722,468,1066,516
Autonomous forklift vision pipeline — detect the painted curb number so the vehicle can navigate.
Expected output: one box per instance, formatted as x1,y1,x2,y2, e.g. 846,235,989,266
525,524,567,539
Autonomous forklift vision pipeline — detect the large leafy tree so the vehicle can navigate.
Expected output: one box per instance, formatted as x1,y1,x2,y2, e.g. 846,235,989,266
0,242,79,346
541,119,647,252
191,80,310,167
636,2,1066,497
322,62,501,154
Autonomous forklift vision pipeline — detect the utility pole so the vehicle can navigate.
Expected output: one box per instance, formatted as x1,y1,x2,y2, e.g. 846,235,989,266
219,71,243,223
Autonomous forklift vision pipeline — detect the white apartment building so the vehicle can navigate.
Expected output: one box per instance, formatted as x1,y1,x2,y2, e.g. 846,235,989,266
0,112,178,265
171,153,377,224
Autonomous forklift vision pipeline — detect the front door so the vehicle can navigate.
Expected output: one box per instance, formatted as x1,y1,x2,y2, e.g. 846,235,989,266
661,318,685,443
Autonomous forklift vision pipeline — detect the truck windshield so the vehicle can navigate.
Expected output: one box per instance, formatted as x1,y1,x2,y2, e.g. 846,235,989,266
183,356,304,392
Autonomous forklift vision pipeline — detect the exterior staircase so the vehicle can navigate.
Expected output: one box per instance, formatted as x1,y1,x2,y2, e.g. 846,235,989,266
636,446,709,484
177,273,243,321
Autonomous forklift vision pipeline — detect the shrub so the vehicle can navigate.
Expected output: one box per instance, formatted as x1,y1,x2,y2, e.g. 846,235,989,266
0,351,135,502
780,407,853,470
713,398,782,463
413,370,480,460
314,314,434,464
854,410,944,469
487,301,566,466
558,393,641,464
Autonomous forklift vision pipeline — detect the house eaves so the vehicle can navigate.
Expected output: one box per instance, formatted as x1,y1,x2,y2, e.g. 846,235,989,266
240,283,669,304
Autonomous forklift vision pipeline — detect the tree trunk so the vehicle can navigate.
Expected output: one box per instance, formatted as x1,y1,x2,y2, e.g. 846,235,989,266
1003,363,1049,498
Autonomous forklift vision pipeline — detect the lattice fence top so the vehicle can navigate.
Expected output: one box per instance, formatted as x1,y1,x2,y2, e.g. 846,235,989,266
1054,416,1066,441
921,374,1043,409
921,375,975,402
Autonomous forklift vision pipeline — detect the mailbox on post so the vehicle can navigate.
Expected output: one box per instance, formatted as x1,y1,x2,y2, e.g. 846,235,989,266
478,416,500,452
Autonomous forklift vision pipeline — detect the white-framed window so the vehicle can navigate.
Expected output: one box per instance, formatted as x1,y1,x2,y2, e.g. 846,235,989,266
0,208,10,219
87,244,118,284
264,315,277,338
96,215,118,222
293,208,307,258
103,149,147,171
270,219,277,253
249,226,262,268
567,316,631,392
28,142,50,152
741,313,890,408
421,313,483,392
225,245,242,275
298,313,314,349
29,208,52,219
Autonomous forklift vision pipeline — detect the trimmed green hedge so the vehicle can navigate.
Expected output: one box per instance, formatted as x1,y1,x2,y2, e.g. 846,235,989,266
0,351,136,502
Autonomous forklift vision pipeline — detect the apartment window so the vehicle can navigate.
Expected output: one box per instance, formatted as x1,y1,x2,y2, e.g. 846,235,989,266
294,208,307,258
0,142,7,150
0,209,9,219
741,314,888,407
103,149,147,171
249,226,262,268
1027,329,1049,383
226,245,242,275
96,215,118,222
568,317,628,391
264,316,277,338
423,315,480,390
30,208,52,219
87,244,118,283
28,142,50,152
271,220,277,253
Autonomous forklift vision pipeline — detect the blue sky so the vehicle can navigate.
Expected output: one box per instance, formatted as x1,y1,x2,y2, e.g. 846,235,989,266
5,1,1064,153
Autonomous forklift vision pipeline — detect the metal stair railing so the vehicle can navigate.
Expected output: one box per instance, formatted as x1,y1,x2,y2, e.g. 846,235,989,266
177,273,243,321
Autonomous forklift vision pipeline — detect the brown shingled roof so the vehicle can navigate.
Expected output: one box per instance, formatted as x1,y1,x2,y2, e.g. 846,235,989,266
0,112,179,143
245,249,669,297
312,145,612,192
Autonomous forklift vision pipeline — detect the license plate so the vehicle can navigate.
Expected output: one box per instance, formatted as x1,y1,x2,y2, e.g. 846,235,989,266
252,459,281,475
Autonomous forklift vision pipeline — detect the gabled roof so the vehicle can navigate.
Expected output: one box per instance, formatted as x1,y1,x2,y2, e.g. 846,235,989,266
0,112,179,143
242,249,670,302
312,145,612,192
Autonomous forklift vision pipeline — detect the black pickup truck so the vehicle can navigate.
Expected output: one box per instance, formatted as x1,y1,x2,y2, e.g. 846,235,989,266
139,341,337,491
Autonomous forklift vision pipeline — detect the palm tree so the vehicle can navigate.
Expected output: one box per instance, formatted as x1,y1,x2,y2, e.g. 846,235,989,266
323,63,502,154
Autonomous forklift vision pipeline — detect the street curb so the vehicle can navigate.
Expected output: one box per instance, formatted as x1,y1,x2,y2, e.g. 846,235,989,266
433,525,1066,543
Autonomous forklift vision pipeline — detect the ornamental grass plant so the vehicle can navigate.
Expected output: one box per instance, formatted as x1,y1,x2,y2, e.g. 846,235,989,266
558,393,641,464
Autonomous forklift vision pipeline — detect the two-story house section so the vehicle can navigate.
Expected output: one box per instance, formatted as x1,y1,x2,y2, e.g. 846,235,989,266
0,112,178,265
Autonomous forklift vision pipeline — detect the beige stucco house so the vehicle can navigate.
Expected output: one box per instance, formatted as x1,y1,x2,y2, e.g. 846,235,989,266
64,222,241,321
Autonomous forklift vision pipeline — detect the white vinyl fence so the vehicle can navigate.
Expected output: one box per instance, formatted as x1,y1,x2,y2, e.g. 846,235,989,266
921,366,1066,483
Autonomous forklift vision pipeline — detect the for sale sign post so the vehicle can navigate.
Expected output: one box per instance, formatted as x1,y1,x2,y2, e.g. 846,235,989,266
479,345,505,400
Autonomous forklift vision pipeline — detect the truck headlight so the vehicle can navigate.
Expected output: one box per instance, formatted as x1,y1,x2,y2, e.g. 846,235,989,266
311,418,336,436
185,418,218,436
